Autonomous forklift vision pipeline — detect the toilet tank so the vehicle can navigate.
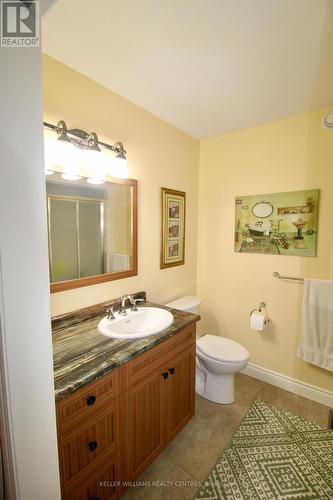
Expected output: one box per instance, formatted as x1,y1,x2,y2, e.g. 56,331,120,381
165,296,201,315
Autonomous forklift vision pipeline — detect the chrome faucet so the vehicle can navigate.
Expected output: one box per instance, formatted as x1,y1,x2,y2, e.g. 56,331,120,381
129,296,144,311
118,295,144,315
118,296,129,316
106,305,115,320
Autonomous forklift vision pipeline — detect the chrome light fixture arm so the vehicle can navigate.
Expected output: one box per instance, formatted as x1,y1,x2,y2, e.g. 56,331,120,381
43,120,126,158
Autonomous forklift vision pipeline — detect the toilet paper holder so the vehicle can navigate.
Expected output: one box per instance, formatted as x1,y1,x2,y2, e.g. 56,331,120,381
249,302,270,329
250,302,266,315
250,302,269,332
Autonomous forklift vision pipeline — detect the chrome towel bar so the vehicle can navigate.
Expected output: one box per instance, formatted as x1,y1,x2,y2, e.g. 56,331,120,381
273,271,304,282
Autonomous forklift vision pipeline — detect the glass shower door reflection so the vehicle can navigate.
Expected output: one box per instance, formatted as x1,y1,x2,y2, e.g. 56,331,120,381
78,200,104,278
48,197,105,283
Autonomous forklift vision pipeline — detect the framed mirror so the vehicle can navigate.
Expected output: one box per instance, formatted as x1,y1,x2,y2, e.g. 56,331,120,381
252,201,274,218
46,173,137,293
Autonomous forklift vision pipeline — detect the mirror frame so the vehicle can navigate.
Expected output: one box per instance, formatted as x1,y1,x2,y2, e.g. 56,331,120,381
251,201,274,218
50,177,138,293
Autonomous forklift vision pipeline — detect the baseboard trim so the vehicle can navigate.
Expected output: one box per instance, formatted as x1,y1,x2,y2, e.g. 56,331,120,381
242,362,333,407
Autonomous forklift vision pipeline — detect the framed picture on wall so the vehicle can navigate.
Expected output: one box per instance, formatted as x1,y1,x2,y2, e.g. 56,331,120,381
160,187,186,268
234,189,320,256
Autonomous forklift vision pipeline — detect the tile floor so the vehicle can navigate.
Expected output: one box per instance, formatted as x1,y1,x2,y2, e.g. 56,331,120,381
122,373,331,499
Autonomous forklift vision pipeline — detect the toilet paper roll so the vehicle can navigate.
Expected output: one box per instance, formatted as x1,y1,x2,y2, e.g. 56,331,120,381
250,311,269,331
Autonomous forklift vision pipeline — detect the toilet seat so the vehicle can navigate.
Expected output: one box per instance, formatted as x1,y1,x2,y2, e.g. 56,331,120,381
196,335,249,363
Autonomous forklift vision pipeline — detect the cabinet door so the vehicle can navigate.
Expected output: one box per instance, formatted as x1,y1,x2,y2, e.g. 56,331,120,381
66,452,118,500
125,369,165,480
165,346,195,441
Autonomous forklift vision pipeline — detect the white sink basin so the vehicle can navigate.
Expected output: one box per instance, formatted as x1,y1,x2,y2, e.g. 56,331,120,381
98,307,174,339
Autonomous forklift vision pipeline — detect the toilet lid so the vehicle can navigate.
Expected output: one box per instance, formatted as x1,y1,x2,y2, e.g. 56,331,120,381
196,335,249,363
165,296,201,310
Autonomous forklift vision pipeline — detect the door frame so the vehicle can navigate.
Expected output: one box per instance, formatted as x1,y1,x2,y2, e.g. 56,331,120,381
0,305,17,499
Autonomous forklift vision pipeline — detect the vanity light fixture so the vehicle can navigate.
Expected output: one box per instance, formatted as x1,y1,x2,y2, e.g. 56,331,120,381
112,142,129,179
322,111,333,130
43,120,128,180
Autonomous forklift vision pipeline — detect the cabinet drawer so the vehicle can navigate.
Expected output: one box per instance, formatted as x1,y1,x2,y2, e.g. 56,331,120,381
59,404,117,493
65,452,118,500
122,324,195,389
57,370,119,434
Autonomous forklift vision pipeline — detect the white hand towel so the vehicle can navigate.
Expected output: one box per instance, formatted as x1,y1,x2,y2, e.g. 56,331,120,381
297,278,333,371
112,253,130,272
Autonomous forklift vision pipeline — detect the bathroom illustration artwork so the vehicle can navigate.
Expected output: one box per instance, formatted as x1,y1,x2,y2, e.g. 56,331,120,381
161,187,186,268
234,189,319,256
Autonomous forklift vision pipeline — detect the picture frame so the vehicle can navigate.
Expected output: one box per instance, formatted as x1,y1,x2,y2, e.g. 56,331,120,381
160,187,186,268
234,189,319,257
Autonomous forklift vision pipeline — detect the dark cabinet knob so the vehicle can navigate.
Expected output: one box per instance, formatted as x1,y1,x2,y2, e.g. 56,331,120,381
86,395,96,406
88,440,98,452
90,497,100,500
168,368,175,375
162,372,169,380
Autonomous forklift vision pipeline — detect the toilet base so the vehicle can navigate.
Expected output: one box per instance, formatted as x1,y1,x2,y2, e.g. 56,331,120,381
195,371,235,405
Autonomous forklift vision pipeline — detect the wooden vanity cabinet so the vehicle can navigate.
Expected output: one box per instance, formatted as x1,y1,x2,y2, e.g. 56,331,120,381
65,453,118,500
56,324,196,499
119,324,196,486
123,344,195,482
56,370,121,499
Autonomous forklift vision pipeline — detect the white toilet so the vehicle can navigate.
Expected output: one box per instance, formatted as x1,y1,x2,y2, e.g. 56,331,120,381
165,296,249,404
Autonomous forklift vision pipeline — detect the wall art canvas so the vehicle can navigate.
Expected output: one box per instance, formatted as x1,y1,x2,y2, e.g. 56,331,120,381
161,187,185,268
234,189,319,256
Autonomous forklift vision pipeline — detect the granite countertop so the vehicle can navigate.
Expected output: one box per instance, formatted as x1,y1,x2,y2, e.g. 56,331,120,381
52,297,200,401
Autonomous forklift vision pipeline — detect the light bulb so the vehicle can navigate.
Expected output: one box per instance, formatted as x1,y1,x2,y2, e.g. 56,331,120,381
87,178,105,185
61,172,82,181
80,148,107,181
53,140,83,180
111,156,129,179
56,140,78,168
44,135,58,174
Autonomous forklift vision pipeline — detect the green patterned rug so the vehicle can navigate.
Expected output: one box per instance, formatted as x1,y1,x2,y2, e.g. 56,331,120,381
196,400,333,499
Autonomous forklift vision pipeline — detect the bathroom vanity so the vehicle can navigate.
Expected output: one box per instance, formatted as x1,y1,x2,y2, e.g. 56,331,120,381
52,294,200,499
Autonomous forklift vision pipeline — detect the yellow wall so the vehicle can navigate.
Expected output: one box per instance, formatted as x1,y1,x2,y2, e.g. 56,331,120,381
43,55,199,316
198,107,333,392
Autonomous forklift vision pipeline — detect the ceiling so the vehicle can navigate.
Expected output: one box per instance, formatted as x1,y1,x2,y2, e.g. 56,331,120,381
42,0,333,139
